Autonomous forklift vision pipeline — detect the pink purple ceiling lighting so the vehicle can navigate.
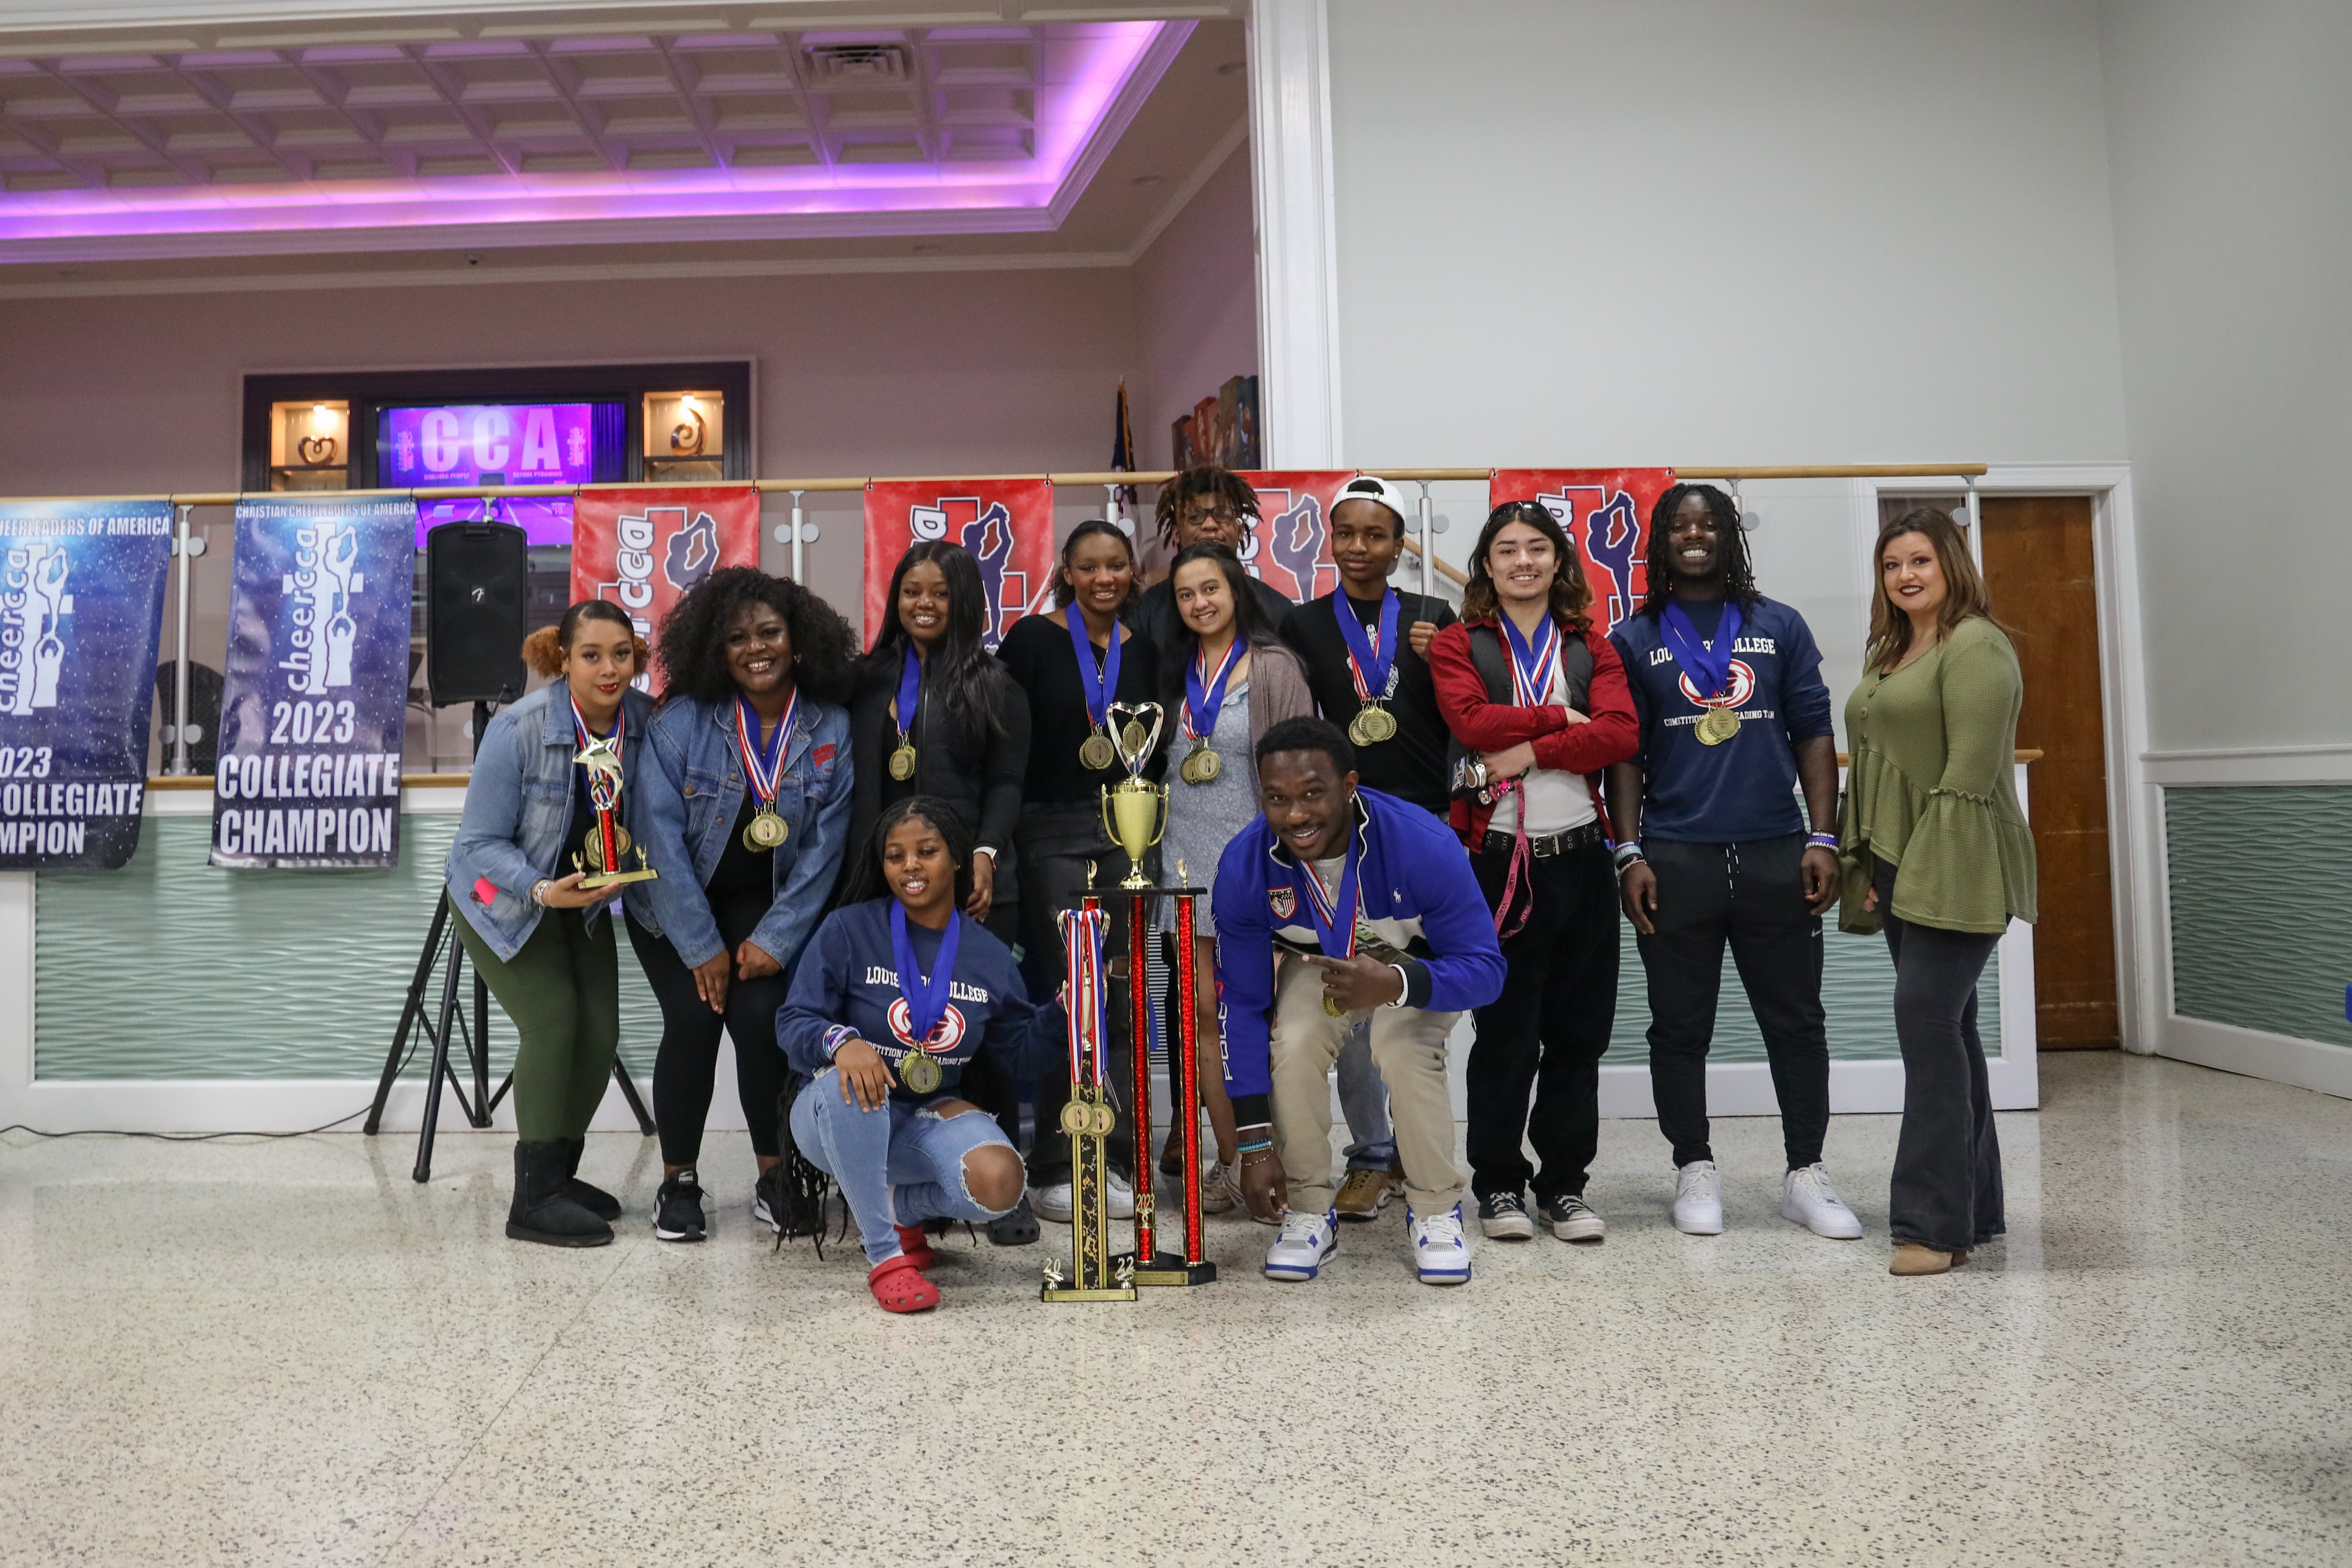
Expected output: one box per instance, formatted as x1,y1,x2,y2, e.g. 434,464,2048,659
0,21,1183,262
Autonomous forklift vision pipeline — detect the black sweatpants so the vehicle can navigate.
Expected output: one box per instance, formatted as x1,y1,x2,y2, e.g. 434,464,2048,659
1017,805,1144,1184
1636,833,1832,1171
1876,858,2004,1252
1466,838,1619,1203
627,899,792,1166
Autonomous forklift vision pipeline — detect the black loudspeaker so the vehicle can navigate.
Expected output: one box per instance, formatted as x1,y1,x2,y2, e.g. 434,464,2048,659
425,520,529,707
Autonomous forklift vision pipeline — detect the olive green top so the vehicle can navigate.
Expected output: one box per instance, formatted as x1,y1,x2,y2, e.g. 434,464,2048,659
1837,616,2037,935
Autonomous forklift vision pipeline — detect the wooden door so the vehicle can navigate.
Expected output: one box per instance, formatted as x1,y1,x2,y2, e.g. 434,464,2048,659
1979,497,2118,1049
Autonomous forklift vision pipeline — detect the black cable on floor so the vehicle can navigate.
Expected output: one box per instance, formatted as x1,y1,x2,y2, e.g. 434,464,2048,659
0,1104,377,1142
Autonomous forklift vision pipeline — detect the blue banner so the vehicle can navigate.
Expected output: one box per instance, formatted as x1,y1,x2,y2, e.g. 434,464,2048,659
0,501,173,870
210,497,414,870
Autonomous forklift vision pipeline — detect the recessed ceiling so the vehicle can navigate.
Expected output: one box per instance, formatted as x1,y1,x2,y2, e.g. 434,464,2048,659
0,17,1193,261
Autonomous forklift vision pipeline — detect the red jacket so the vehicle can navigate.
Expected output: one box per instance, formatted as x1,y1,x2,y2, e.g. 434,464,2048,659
1427,616,1640,843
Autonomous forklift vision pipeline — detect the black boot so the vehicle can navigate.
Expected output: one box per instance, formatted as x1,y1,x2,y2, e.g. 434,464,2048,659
558,1137,622,1221
508,1142,614,1247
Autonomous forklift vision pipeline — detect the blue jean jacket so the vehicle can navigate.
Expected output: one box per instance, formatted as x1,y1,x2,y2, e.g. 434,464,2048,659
631,693,853,970
444,683,657,963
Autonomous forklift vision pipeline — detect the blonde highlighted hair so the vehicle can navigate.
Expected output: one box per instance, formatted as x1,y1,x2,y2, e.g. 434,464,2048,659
1866,507,2002,672
521,601,646,679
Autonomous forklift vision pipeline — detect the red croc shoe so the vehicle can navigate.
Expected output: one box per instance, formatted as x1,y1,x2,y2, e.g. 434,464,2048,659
894,1223,937,1270
868,1253,940,1313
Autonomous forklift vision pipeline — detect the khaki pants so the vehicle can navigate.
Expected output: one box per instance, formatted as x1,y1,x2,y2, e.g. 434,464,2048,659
1269,952,1464,1216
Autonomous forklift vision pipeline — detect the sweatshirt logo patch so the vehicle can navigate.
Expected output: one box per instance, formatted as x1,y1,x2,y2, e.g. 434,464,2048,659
1269,887,1296,920
887,998,968,1053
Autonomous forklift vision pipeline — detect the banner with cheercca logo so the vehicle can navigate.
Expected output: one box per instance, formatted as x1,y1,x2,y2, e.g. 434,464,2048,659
571,485,759,691
0,500,173,870
210,495,414,870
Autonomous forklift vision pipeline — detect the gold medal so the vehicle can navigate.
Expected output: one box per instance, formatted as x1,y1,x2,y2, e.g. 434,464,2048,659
1120,719,1149,758
1080,730,1117,770
1322,995,1347,1018
887,743,917,782
1179,743,1222,786
898,1048,943,1095
742,808,789,850
1059,1101,1092,1136
1695,705,1742,746
582,823,633,872
1348,704,1397,746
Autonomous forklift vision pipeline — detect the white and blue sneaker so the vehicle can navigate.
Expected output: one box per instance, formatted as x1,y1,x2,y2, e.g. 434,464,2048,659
1408,1202,1472,1286
1263,1207,1338,1282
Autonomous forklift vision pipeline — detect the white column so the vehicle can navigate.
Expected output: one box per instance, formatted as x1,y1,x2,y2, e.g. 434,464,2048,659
1248,0,1343,468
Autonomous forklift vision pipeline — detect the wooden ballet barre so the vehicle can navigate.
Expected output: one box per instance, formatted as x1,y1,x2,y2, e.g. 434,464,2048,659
5,464,1995,510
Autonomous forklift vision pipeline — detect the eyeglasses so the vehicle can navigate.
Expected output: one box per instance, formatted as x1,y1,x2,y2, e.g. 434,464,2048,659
1183,506,1242,525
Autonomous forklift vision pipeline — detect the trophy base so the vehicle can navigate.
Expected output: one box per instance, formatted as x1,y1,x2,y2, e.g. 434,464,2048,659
1040,1284,1138,1303
1129,1255,1217,1288
575,867,659,891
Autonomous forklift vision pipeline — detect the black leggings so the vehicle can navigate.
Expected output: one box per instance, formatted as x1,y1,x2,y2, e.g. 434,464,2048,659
627,901,793,1166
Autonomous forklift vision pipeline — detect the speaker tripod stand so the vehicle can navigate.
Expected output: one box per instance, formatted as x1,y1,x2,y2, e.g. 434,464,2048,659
363,699,654,1182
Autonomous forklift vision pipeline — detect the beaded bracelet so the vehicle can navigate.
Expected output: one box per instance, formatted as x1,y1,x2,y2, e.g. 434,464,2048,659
1806,832,1840,850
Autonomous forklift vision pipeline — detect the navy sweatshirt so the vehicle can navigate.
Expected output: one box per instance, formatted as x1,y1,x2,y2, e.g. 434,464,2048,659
1607,595,1833,843
1212,787,1504,1127
777,898,1061,1106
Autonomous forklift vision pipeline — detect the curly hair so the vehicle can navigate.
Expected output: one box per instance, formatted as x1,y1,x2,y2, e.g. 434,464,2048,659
842,794,976,908
653,566,858,708
1459,500,1594,634
1638,483,1758,617
1152,465,1260,547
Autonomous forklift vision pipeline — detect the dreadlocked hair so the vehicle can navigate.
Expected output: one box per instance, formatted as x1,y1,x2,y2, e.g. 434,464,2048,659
1639,483,1759,617
1153,465,1261,547
653,566,858,708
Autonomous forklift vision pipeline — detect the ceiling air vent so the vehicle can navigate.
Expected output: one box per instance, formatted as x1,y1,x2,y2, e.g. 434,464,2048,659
802,43,911,85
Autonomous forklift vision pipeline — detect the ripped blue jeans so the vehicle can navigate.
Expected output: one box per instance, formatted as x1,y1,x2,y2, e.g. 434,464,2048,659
790,1074,1021,1265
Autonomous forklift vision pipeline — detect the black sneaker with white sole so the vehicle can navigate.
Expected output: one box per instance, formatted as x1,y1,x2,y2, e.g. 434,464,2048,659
1478,1191,1537,1241
1540,1192,1606,1242
654,1170,707,1242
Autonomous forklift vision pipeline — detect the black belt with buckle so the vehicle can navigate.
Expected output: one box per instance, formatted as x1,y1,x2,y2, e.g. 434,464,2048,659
1481,821,1607,860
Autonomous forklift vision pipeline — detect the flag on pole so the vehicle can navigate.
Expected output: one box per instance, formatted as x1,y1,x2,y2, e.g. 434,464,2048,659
1111,381,1138,509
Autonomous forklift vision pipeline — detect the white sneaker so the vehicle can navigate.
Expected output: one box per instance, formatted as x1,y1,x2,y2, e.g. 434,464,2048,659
1408,1203,1472,1285
1200,1160,1240,1215
1264,1208,1338,1281
1780,1163,1864,1239
1032,1181,1073,1224
1673,1160,1724,1235
1031,1176,1139,1223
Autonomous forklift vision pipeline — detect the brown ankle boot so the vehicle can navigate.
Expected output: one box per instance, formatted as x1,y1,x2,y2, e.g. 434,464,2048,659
1889,1241,1956,1276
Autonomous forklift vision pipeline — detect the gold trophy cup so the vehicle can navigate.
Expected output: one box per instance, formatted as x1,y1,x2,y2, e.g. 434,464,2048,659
1099,701,1166,891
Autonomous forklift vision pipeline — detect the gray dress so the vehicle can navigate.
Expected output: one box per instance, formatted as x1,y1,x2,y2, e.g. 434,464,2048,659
1158,674,1259,933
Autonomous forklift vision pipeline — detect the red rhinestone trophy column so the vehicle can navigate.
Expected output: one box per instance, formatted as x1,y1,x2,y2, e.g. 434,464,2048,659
1130,884,1215,1285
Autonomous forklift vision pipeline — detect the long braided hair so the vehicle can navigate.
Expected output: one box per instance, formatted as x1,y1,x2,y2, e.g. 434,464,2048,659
1152,465,1261,548
1637,483,1759,618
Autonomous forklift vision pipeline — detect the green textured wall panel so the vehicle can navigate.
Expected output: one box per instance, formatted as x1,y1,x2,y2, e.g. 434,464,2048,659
37,814,1998,1080
1608,923,1996,1065
2166,785,2352,1049
36,814,660,1080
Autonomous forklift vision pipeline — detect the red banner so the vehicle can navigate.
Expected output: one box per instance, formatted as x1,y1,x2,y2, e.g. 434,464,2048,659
862,478,1054,650
1233,470,1355,604
1488,468,1677,633
571,485,760,691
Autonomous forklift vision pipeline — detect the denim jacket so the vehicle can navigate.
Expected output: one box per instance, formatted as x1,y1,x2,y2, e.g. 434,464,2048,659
631,693,853,970
444,683,657,962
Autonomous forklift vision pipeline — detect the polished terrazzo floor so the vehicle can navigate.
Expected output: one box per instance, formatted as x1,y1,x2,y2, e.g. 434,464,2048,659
3,1052,2349,1566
